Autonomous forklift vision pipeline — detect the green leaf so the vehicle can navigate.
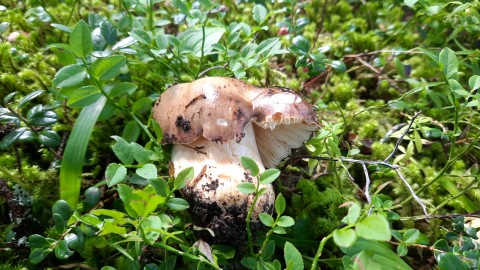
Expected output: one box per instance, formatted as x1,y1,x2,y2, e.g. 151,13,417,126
439,48,458,79
18,90,44,109
290,36,310,55
52,64,87,90
83,186,101,210
52,200,73,221
28,234,54,249
53,213,66,233
403,229,420,244
111,135,134,165
273,226,286,234
28,110,58,126
3,91,17,103
179,27,226,57
166,197,189,211
404,0,418,8
397,243,408,257
334,229,357,248
110,82,138,97
29,248,51,264
136,163,157,179
105,163,127,186
284,242,304,270
122,121,141,143
256,38,283,57
341,203,361,225
433,239,450,252
437,252,470,270
51,23,72,33
111,244,134,261
275,193,286,215
60,96,107,207
64,233,80,249
67,85,102,108
131,143,158,163
0,128,27,149
38,130,61,147
149,178,169,197
413,130,422,152
252,4,267,24
101,267,117,270
91,55,126,81
468,75,480,91
55,240,74,259
56,49,77,66
140,216,163,244
70,20,92,57
117,184,141,218
277,216,295,227
330,60,346,72
259,213,274,227
356,214,391,241
174,167,194,190
241,156,259,176
341,238,412,270
237,182,256,194
100,20,117,45
90,209,126,221
99,220,127,236
130,28,152,45
260,168,280,185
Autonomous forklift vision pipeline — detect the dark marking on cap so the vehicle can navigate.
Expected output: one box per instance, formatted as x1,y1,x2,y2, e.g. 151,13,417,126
234,107,243,120
175,116,191,132
185,94,207,109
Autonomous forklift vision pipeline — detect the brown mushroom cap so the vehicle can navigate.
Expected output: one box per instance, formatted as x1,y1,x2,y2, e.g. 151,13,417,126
153,77,319,167
252,88,319,167
153,77,256,144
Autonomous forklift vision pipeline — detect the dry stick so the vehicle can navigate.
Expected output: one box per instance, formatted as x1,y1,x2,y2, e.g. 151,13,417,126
386,240,476,264
401,212,480,221
384,110,422,162
362,163,371,204
353,55,404,92
380,123,406,143
300,111,430,217
395,169,429,217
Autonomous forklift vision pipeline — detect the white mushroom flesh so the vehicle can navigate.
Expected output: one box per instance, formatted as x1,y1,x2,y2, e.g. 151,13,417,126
171,122,275,218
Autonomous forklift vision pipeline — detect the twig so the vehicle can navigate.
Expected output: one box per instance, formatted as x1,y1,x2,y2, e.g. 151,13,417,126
354,55,405,92
384,111,422,162
380,123,406,143
362,164,371,204
400,211,480,221
198,63,229,78
298,155,429,217
387,240,476,264
395,169,429,217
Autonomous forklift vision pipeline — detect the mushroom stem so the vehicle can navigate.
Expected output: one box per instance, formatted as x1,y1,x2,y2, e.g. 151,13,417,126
172,121,274,217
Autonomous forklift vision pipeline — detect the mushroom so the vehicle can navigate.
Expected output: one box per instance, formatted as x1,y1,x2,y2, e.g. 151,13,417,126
153,77,318,244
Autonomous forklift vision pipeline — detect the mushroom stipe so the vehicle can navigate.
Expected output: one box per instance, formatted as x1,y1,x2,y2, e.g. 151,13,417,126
153,77,319,245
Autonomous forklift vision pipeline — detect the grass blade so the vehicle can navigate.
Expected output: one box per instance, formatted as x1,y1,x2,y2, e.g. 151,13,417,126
60,96,107,206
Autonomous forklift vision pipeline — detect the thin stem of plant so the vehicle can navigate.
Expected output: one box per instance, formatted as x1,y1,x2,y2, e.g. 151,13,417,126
311,232,333,270
245,179,261,255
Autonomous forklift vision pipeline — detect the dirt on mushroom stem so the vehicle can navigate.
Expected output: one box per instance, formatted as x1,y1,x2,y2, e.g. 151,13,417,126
172,122,275,246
